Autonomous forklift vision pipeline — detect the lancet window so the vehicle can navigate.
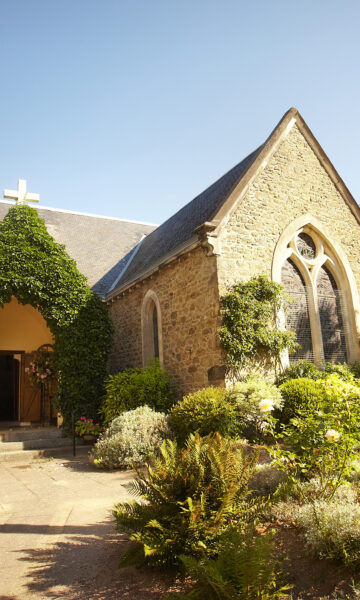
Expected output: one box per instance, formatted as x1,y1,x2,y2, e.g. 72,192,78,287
141,290,162,366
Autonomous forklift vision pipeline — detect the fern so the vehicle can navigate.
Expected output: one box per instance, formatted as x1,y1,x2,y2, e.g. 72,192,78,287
166,527,292,599
114,433,260,567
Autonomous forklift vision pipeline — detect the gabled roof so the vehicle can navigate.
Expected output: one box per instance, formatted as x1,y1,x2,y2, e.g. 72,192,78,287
108,107,360,298
108,145,263,294
0,201,156,298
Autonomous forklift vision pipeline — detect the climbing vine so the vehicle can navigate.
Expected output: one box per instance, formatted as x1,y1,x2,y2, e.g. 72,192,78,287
0,204,113,425
219,275,298,376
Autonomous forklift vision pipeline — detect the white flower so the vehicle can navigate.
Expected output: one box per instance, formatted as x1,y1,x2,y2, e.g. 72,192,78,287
259,399,274,414
325,429,341,442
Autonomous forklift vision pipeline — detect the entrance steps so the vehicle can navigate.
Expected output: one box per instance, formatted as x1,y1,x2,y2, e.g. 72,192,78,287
0,425,89,462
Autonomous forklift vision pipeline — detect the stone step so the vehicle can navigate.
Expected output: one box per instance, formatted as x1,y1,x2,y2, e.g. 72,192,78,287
0,437,75,452
0,444,92,463
0,427,62,442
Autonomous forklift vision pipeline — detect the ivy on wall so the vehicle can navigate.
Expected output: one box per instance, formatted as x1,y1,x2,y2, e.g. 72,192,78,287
219,275,298,377
0,205,113,425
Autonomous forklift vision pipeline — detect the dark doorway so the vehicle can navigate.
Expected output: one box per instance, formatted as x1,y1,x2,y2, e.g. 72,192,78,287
0,355,19,421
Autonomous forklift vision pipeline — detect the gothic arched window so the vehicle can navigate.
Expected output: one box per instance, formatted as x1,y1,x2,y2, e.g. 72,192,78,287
275,224,355,366
281,258,313,362
141,291,163,366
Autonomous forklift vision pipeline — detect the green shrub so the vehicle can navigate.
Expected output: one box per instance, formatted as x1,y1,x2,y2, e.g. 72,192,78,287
166,527,291,599
297,497,360,568
351,361,360,379
323,362,355,382
91,406,170,470
270,375,360,494
250,464,287,497
114,433,259,567
276,360,322,385
168,387,240,444
279,377,325,424
101,361,173,425
230,376,283,441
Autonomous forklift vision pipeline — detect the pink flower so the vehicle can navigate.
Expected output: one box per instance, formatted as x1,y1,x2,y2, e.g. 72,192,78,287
40,374,47,379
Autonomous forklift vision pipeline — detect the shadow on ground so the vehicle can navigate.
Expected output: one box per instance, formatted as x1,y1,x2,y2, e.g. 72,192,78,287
17,521,182,600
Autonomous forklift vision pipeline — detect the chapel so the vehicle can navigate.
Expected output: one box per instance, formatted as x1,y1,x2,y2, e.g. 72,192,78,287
1,107,360,422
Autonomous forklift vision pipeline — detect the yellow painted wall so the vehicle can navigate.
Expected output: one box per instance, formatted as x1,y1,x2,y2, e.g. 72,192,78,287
0,297,53,352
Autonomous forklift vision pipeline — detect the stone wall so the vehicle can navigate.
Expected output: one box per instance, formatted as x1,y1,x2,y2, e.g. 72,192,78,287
217,125,360,297
108,246,223,399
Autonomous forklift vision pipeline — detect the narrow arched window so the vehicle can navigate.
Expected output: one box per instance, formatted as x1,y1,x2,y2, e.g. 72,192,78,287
141,291,163,366
281,258,313,362
152,302,159,360
317,265,347,363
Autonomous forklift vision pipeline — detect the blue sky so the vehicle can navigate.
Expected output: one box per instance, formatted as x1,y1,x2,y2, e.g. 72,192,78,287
0,0,359,224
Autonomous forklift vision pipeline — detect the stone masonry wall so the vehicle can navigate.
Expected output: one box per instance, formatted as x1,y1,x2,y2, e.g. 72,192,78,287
217,124,360,300
108,246,223,399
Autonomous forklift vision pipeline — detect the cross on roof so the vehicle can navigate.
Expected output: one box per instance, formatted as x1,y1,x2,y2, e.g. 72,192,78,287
3,179,40,205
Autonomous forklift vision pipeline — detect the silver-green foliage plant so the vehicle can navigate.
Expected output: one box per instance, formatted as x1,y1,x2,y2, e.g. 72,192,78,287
114,433,259,567
230,376,283,441
92,406,169,470
166,527,291,600
296,492,360,568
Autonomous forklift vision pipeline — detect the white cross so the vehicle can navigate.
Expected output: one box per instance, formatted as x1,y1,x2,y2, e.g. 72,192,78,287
3,179,40,205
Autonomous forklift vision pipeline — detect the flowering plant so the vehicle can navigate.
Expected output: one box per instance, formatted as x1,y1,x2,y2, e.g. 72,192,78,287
26,348,56,386
75,417,103,438
267,374,360,497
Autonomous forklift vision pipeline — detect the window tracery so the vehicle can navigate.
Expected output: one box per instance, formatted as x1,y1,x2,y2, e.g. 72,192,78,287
281,227,349,365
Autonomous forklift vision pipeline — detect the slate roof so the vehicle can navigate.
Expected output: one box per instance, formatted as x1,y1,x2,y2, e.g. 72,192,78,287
0,201,156,298
109,145,263,294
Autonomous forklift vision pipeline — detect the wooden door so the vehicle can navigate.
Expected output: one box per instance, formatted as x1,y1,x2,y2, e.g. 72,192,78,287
20,354,41,422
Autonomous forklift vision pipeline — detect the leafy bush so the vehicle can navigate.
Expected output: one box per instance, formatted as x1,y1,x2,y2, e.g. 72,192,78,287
269,375,360,494
166,527,291,600
297,497,360,568
168,387,241,444
250,464,287,497
101,361,173,425
230,376,283,441
91,406,169,469
279,377,325,424
351,361,360,379
323,362,355,382
277,360,360,387
114,433,259,567
276,360,323,385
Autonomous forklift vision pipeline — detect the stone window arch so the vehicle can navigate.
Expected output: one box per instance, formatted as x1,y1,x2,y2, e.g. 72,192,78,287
141,290,163,367
272,215,360,366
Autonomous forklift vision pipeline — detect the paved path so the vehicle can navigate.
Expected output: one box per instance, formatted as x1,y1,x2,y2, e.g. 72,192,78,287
0,453,137,599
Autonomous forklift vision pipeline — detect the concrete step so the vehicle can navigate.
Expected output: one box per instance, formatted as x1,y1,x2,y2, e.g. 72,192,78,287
0,444,92,463
0,437,75,452
0,427,62,442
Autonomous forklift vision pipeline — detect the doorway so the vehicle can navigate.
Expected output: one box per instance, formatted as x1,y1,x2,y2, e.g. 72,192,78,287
0,354,19,421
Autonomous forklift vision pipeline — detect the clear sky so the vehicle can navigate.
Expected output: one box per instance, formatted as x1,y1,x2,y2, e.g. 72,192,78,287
0,0,359,224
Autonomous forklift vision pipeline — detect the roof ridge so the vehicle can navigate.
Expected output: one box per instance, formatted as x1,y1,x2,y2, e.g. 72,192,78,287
0,199,158,227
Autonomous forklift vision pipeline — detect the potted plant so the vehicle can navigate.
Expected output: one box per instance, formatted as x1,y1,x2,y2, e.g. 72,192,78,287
75,417,103,443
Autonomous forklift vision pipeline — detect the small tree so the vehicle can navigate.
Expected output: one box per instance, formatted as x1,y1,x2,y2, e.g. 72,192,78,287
219,275,297,378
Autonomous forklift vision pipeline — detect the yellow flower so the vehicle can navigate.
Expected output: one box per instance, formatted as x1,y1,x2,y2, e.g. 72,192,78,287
325,429,341,442
259,399,274,414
